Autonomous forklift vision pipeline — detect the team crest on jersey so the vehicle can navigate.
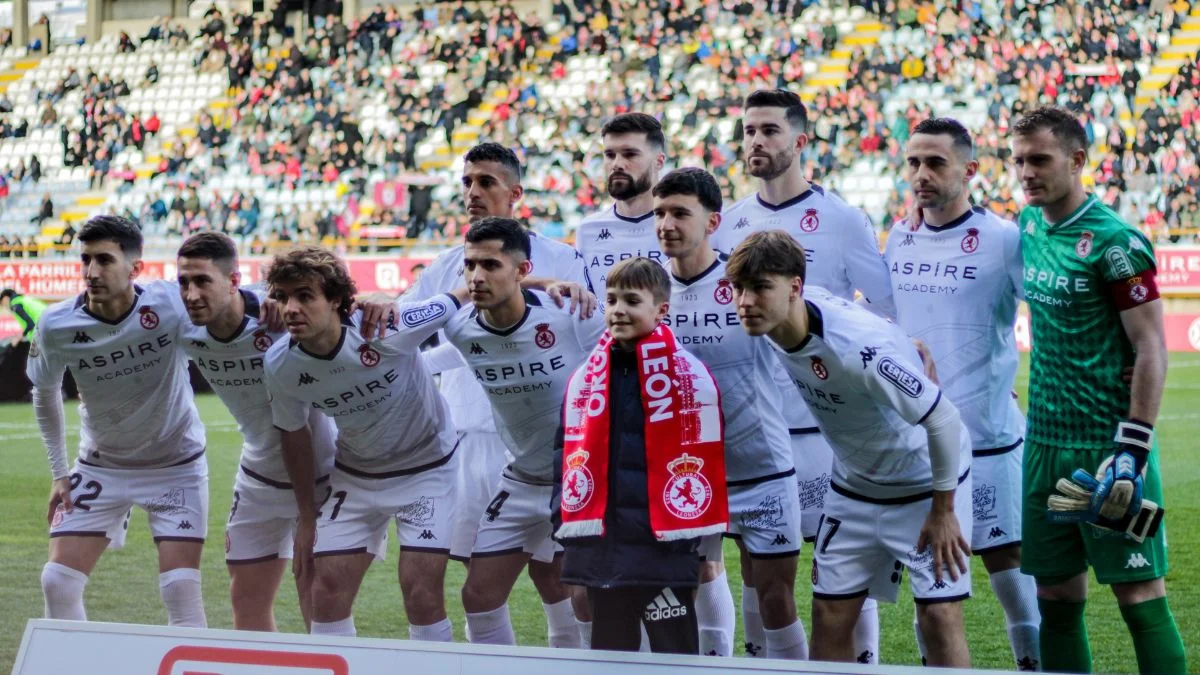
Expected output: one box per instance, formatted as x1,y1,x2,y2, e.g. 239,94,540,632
139,307,160,329
253,329,274,352
714,278,734,305
961,227,980,253
359,343,381,367
535,323,556,349
561,450,594,512
810,356,828,380
1127,276,1149,304
800,208,820,233
1075,231,1094,258
663,453,713,520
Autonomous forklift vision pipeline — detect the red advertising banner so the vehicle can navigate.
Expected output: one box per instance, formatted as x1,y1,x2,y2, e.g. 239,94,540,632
1155,247,1200,295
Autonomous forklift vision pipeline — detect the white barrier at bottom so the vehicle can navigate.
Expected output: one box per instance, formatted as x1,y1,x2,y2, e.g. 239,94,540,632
13,619,988,675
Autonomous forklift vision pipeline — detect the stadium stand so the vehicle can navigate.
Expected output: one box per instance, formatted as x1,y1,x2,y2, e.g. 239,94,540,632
0,0,1197,257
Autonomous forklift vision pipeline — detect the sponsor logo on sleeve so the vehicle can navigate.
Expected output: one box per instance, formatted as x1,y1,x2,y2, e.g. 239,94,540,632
1105,245,1135,278
877,357,924,398
401,301,447,327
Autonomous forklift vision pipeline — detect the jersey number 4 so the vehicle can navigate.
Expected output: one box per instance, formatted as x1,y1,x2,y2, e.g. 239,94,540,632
484,490,510,523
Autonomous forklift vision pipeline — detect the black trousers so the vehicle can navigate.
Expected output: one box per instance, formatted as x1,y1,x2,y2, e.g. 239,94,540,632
587,586,698,654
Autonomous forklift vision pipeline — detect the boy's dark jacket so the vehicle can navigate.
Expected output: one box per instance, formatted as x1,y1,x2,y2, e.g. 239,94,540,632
551,346,702,589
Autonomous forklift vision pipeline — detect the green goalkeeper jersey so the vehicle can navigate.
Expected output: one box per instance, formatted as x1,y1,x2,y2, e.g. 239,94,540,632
1019,194,1158,451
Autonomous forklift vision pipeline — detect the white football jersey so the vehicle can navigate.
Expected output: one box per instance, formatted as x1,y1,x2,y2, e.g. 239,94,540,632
576,205,664,297
443,289,606,484
264,295,460,474
406,231,591,434
884,207,1025,451
181,288,336,483
662,256,793,483
774,290,972,500
717,185,896,434
27,281,205,469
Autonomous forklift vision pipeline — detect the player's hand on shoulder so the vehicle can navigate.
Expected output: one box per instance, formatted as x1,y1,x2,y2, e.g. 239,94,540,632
546,281,597,319
259,296,286,333
354,292,398,340
912,338,939,385
47,476,72,526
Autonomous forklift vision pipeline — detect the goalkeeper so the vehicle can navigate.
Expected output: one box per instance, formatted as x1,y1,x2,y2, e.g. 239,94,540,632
1012,107,1185,674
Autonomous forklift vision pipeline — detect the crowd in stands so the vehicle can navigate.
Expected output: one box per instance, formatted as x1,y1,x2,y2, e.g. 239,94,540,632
1,0,1198,257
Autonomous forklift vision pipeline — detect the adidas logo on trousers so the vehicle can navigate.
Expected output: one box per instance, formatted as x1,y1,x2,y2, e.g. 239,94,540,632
644,588,688,621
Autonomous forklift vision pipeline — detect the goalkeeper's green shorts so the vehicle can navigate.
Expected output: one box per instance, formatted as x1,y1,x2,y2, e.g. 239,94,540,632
1021,442,1169,585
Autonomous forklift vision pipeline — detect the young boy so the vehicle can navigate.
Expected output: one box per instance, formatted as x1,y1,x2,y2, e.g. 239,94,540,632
553,257,728,654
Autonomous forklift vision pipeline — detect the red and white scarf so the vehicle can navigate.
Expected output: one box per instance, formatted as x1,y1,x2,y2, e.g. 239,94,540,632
556,324,728,541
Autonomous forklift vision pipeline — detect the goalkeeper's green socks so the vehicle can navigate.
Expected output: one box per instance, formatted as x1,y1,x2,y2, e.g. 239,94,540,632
1120,596,1188,674
1038,598,1092,673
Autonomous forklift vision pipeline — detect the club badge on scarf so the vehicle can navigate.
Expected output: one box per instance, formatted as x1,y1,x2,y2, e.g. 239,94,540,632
557,323,728,541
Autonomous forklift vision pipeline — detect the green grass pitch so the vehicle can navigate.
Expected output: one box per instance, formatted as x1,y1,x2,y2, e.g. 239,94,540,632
1,355,1198,671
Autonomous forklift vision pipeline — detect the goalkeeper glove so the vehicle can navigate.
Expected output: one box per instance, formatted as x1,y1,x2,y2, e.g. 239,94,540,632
1093,420,1153,520
1047,456,1164,543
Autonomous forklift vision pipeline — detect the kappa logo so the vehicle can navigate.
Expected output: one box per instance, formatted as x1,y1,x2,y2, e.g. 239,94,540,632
297,372,318,386
859,345,878,369
644,588,688,622
771,533,791,546
72,331,94,344
470,342,487,355
177,520,194,530
877,357,924,398
417,529,436,540
401,301,447,328
857,650,875,664
899,234,916,247
931,578,948,590
734,216,750,229
597,228,613,240
988,526,1006,540
745,642,762,657
191,339,208,349
253,329,274,352
1125,552,1150,569
139,306,160,329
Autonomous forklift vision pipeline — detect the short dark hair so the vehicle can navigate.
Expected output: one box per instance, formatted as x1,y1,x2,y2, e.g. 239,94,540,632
725,230,807,285
78,215,143,258
177,231,238,274
1012,106,1088,155
601,113,666,152
464,216,531,260
912,117,974,159
266,245,358,317
607,257,671,304
652,167,722,214
464,142,522,185
0,288,17,301
744,89,808,134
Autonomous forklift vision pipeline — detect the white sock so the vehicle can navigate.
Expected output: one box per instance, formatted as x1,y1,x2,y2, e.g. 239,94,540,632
159,568,206,628
741,585,766,657
410,617,453,642
990,567,1041,670
543,599,581,648
852,598,880,664
577,619,592,649
913,606,928,666
764,619,808,660
696,572,735,656
41,562,88,621
466,605,516,645
311,616,356,636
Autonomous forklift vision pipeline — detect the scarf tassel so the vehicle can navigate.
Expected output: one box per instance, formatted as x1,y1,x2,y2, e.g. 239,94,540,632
556,519,604,539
